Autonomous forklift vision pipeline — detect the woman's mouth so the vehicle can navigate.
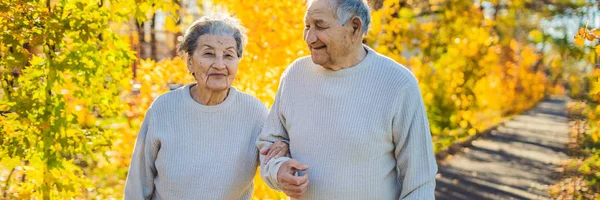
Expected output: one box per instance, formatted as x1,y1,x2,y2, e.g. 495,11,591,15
209,73,227,77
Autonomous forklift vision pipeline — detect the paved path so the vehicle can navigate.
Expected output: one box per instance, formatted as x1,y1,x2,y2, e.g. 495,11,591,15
435,97,570,200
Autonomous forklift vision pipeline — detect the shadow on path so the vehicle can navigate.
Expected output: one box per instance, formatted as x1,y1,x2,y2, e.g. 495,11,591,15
435,97,570,200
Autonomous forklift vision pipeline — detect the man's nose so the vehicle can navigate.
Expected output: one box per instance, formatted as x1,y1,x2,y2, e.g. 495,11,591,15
304,28,317,45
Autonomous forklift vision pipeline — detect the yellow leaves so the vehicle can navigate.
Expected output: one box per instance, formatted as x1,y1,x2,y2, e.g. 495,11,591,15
29,55,45,66
574,33,585,46
585,31,596,41
468,128,477,136
419,22,435,33
367,11,383,40
164,16,180,33
214,0,307,108
2,0,587,198
520,46,539,67
459,120,469,128
578,26,586,36
528,30,543,43
135,2,152,22
593,29,600,38
383,0,396,8
590,79,600,95
509,39,519,51
574,25,600,46
399,8,414,18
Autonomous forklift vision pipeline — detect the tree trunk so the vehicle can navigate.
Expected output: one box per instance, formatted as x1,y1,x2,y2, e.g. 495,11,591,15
150,13,158,60
135,19,147,60
173,0,182,57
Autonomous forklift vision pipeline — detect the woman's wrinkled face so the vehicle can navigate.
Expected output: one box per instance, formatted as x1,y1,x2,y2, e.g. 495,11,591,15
188,34,239,92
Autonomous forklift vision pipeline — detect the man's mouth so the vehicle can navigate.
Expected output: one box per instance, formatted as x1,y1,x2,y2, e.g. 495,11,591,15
312,45,326,50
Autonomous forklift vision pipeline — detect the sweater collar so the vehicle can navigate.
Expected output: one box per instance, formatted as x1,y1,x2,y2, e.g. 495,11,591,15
181,83,238,113
314,45,376,77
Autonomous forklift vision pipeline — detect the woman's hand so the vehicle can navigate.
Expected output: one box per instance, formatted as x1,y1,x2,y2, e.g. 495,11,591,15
260,140,290,164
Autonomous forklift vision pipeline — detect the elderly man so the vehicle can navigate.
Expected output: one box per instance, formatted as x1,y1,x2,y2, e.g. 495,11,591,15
257,0,437,199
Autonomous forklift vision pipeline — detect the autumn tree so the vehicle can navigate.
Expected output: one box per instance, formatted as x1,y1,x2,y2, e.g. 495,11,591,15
0,0,138,198
0,0,594,199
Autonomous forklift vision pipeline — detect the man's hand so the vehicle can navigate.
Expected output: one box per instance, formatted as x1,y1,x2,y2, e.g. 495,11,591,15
277,159,309,198
260,140,290,164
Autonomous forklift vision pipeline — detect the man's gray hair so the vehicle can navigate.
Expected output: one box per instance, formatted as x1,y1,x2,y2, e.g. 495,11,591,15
178,12,247,58
309,0,371,34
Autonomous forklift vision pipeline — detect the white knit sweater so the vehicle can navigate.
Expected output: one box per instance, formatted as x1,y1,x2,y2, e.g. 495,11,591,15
124,83,268,200
257,46,438,200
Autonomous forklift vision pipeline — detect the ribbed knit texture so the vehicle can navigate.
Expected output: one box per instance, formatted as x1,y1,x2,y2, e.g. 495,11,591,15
124,83,268,200
257,46,438,200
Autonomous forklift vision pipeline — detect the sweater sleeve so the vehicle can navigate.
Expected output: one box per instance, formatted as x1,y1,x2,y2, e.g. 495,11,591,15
254,104,270,166
392,79,438,200
256,75,292,191
124,108,159,200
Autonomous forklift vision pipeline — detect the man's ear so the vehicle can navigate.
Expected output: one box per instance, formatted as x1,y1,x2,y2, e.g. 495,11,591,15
350,16,363,40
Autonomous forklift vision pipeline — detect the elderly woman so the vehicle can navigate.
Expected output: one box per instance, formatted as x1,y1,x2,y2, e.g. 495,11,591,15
124,13,288,199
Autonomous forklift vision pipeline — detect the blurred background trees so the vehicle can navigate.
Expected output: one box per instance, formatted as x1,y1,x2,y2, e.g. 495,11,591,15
0,0,598,198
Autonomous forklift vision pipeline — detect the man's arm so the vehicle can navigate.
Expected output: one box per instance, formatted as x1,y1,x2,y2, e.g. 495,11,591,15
124,109,159,200
392,79,438,200
256,77,292,191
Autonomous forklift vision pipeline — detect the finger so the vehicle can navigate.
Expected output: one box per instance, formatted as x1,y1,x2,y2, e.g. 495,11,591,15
288,160,309,171
277,161,296,183
282,174,308,186
299,179,309,192
260,147,270,155
268,146,280,158
272,142,283,150
264,147,278,164
280,173,302,185
283,181,308,199
292,174,308,186
283,189,303,198
282,183,305,196
284,191,302,199
275,148,287,158
272,143,286,155
295,179,309,196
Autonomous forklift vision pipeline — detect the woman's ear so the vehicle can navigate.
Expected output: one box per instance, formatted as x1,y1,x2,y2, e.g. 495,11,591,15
187,56,193,71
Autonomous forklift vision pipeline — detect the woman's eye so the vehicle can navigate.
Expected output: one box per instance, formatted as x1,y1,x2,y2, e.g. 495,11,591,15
203,52,214,56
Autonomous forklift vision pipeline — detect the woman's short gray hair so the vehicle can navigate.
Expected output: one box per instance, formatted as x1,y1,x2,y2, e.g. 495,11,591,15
309,0,371,34
178,12,247,58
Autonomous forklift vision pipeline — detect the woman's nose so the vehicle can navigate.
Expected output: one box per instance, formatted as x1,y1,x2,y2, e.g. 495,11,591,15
213,56,226,69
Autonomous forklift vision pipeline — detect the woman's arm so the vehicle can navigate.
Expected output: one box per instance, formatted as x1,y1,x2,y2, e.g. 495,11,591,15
124,109,159,200
260,140,290,164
